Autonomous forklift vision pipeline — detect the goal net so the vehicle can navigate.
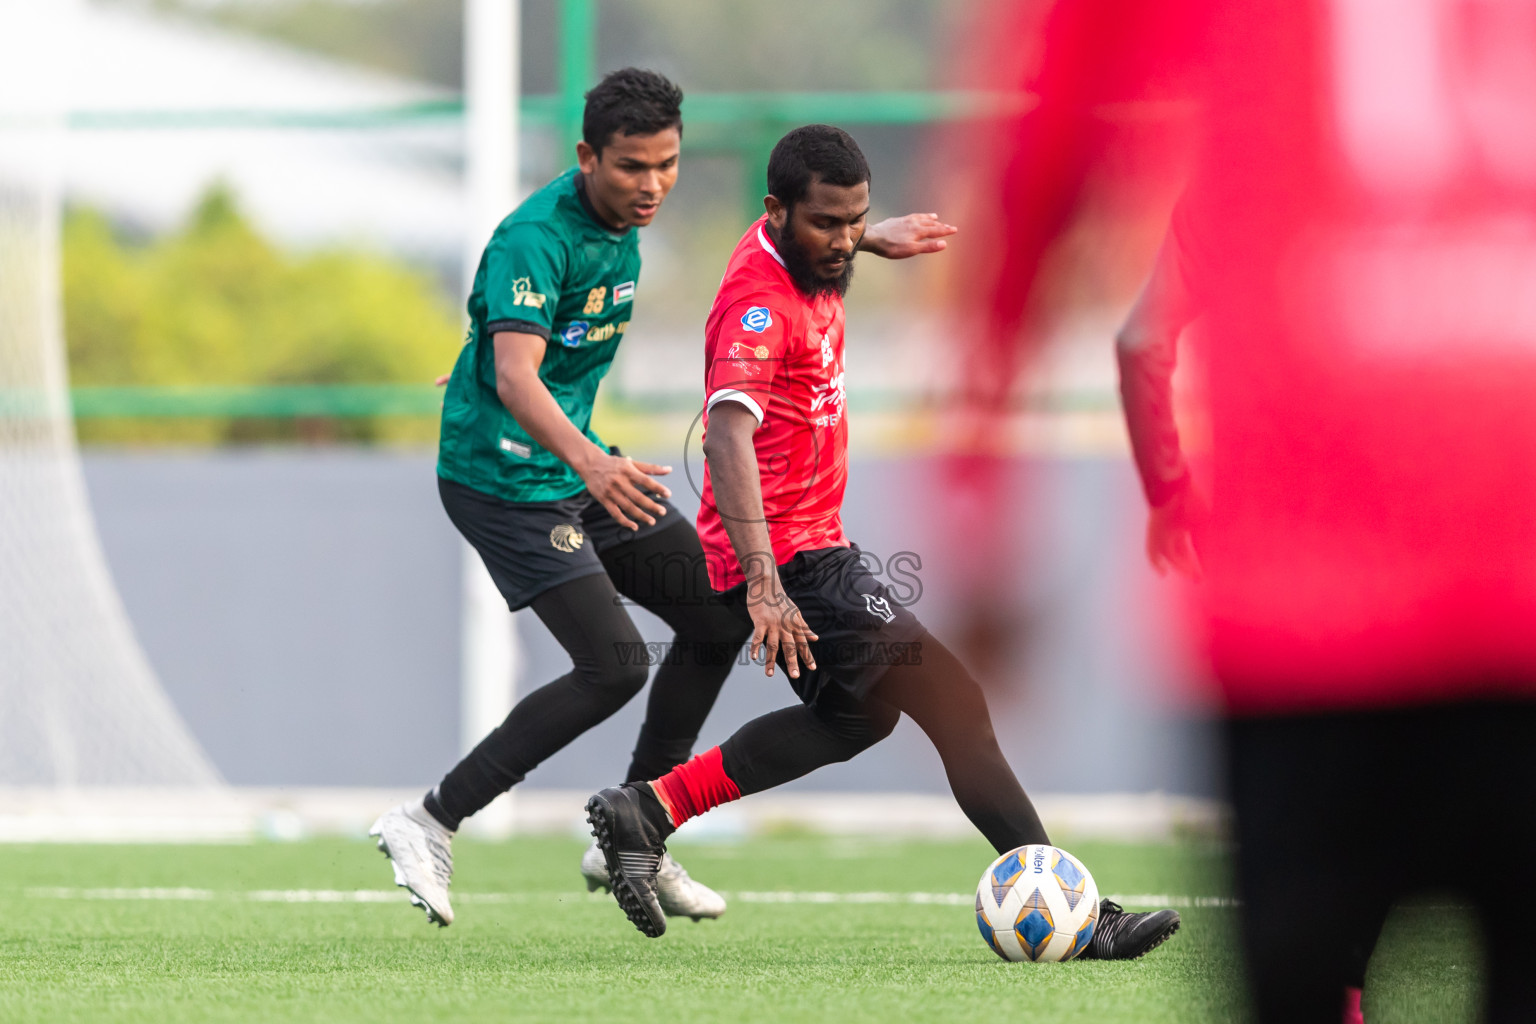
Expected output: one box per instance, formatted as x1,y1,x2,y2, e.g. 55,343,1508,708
0,0,221,786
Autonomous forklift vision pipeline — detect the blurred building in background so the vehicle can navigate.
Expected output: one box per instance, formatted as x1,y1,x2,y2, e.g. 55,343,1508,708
64,2,464,261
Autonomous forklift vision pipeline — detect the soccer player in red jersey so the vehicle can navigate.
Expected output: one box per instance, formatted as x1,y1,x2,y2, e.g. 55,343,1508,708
583,125,1181,958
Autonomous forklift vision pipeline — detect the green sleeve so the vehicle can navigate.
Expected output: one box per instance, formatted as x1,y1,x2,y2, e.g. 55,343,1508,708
483,222,567,339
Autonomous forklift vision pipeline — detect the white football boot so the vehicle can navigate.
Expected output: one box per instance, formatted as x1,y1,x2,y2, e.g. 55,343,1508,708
369,803,455,926
580,840,611,892
580,841,727,921
655,850,728,921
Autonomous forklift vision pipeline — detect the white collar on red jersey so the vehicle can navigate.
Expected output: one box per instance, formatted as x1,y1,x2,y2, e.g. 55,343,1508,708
756,225,787,269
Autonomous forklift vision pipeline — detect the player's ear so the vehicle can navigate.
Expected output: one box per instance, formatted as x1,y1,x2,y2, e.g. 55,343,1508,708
576,140,600,175
764,194,786,230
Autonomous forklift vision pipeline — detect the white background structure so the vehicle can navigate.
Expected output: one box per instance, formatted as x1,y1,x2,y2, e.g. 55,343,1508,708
0,0,221,787
62,2,464,261
457,0,524,836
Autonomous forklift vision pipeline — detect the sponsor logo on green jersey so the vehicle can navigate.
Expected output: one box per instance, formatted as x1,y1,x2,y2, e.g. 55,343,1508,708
511,277,546,309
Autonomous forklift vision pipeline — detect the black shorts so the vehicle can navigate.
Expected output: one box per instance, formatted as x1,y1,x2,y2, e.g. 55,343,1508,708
439,476,679,611
721,545,927,704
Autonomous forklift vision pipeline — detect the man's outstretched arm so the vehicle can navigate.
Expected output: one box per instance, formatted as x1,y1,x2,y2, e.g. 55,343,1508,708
1117,232,1202,577
701,402,818,679
858,213,958,258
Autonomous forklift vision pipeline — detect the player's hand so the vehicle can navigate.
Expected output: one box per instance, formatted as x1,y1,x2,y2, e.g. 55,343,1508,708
1147,487,1203,580
859,213,957,259
745,569,818,679
435,373,450,387
579,450,672,531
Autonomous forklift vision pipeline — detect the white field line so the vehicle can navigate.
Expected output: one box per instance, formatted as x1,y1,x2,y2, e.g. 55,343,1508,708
20,887,1240,909
24,887,218,901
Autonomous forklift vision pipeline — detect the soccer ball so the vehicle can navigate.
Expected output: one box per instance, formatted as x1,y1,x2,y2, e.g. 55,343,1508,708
975,844,1100,962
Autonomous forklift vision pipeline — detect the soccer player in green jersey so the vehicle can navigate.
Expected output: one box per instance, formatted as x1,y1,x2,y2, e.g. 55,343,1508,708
370,68,741,926
371,69,957,928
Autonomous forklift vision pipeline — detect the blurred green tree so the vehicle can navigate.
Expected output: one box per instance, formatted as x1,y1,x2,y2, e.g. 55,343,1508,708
64,186,462,444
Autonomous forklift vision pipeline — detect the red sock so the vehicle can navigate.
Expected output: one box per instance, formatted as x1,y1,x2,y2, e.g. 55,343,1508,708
650,747,741,828
1342,986,1364,1024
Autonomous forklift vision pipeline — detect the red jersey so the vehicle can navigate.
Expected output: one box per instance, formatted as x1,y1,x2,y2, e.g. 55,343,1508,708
972,0,1536,712
1188,0,1536,708
696,218,850,591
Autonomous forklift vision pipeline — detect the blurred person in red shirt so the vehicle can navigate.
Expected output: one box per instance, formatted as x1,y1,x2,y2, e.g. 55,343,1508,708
965,0,1536,1020
1118,198,1378,1024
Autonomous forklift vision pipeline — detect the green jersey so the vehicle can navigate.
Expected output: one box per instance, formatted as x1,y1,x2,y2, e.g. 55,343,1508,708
438,167,641,502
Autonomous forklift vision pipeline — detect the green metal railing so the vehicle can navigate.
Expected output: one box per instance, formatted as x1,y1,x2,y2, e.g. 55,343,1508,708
68,385,445,419
64,91,1023,133
63,384,1118,420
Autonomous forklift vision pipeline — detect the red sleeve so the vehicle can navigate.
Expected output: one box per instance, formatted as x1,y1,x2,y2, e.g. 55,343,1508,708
1117,228,1198,507
705,300,793,426
1167,195,1211,314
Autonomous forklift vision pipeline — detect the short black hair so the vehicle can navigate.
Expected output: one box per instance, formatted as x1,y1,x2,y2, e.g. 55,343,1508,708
766,124,871,207
582,68,684,155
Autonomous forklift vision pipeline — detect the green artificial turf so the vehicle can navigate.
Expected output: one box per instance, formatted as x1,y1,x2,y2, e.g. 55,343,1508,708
0,836,1479,1023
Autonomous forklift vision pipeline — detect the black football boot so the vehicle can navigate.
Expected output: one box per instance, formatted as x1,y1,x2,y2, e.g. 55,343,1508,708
586,783,674,938
1077,899,1181,960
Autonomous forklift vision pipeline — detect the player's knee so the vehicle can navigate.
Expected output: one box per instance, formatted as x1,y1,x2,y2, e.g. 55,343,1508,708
817,700,898,755
863,701,900,744
613,660,651,698
585,659,649,703
809,732,872,765
916,659,993,722
838,719,892,761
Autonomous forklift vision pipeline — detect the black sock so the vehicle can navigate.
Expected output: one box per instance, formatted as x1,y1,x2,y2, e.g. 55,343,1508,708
422,787,457,831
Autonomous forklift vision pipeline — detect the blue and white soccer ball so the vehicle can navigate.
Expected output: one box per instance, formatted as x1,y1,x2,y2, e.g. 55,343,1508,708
975,844,1100,962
